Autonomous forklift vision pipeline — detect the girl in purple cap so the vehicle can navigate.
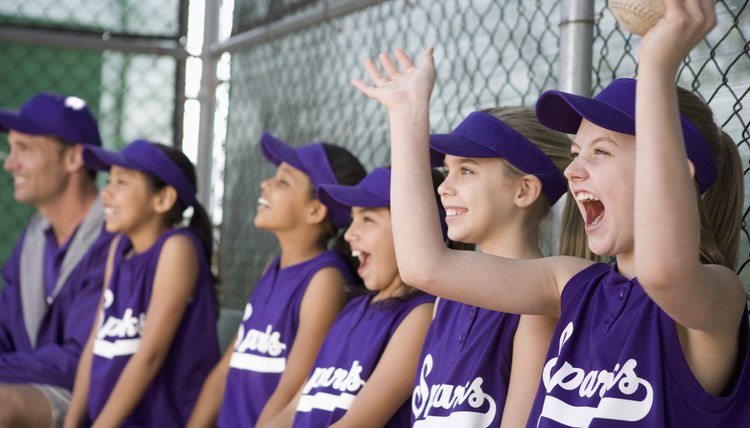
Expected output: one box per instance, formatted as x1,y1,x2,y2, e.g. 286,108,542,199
262,167,436,428
407,108,570,428
187,134,366,428
63,140,220,427
353,0,750,426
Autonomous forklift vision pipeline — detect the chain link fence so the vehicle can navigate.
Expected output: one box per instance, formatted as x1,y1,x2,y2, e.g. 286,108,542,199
218,0,750,309
0,0,187,281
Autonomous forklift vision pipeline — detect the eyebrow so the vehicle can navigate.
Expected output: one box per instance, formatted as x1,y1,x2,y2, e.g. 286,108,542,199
444,157,481,168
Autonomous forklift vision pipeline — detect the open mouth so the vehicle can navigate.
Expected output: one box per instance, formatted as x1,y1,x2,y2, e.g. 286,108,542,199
352,249,371,275
576,191,604,229
444,207,468,219
257,196,270,209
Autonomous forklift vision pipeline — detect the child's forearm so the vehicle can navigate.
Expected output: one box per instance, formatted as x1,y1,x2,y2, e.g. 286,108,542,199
91,350,167,427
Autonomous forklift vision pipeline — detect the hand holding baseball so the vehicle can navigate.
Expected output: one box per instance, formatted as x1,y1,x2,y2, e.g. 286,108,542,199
609,0,666,36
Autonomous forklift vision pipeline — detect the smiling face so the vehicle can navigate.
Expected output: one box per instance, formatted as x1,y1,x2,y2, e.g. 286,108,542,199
344,206,401,296
438,155,519,246
565,119,636,257
3,130,71,208
254,162,317,232
101,165,159,235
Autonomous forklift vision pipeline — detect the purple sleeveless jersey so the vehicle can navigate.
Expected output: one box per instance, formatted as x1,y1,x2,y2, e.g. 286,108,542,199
528,263,750,427
411,299,520,427
87,229,220,427
292,293,434,428
218,251,354,427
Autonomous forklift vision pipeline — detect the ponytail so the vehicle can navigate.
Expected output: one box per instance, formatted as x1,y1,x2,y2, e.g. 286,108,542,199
147,144,219,310
698,131,743,270
676,87,744,270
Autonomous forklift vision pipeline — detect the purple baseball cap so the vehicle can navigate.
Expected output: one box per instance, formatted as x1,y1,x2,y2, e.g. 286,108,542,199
0,92,102,146
260,132,350,228
535,77,717,193
83,139,197,207
430,111,568,205
319,167,448,240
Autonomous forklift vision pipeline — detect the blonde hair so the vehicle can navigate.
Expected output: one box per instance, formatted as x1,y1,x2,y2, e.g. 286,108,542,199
481,107,572,247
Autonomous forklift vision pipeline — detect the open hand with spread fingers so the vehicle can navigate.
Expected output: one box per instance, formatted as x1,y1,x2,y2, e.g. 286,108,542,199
351,48,436,110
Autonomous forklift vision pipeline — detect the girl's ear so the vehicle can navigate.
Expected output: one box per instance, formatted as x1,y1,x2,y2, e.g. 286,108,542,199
153,185,179,214
514,175,543,208
305,199,329,225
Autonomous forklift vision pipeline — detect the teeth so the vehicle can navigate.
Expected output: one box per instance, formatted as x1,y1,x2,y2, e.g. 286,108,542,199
352,250,361,258
445,208,465,217
576,192,599,202
14,177,27,184
257,197,270,207
104,207,117,216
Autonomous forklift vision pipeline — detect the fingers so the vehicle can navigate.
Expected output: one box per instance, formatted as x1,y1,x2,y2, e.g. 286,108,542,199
379,52,401,79
394,48,416,72
351,78,376,99
363,58,386,85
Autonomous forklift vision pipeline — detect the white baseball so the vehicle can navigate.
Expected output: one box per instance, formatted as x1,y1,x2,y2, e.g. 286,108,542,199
608,0,665,36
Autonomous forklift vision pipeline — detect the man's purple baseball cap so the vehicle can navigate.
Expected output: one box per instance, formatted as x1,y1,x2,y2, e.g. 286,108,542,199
535,77,717,193
319,167,448,240
429,111,568,205
0,92,102,146
260,132,350,228
83,139,197,207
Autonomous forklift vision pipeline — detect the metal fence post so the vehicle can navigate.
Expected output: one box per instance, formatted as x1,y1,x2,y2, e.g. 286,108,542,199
197,0,221,209
559,0,595,96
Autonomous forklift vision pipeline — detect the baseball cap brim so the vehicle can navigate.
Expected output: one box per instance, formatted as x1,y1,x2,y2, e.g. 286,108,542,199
535,80,637,136
260,132,309,175
83,146,139,172
0,108,52,135
429,133,503,161
319,186,389,211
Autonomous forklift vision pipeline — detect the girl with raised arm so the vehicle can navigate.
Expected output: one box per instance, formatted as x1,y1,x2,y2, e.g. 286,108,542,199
353,0,750,425
409,107,569,427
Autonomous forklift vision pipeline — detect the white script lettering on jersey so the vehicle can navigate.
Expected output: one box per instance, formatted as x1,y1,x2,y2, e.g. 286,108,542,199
302,360,367,395
93,290,146,359
229,303,289,373
296,361,367,413
537,322,654,427
411,354,496,427
234,303,287,356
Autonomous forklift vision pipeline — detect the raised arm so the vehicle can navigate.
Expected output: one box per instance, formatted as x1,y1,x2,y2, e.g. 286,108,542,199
352,49,584,316
634,0,746,393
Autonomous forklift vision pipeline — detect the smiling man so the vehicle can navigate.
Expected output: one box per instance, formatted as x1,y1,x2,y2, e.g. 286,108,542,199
0,93,114,428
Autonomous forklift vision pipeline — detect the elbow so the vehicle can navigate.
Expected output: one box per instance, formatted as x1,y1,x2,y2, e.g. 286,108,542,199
396,254,442,293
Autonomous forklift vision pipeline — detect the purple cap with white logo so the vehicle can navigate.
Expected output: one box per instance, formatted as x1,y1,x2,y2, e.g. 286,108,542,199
83,139,197,207
0,92,102,146
429,111,568,205
319,167,449,240
535,77,717,193
260,132,350,228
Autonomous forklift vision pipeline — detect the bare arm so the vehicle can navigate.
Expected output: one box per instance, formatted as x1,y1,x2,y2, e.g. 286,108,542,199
254,267,348,426
186,334,237,428
499,315,557,428
64,236,120,428
353,50,586,316
92,234,199,427
258,386,302,428
634,0,746,394
330,302,433,428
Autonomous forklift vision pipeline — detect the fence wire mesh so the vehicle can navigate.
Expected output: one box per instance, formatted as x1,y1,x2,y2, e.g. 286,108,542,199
0,0,185,280
219,0,750,309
